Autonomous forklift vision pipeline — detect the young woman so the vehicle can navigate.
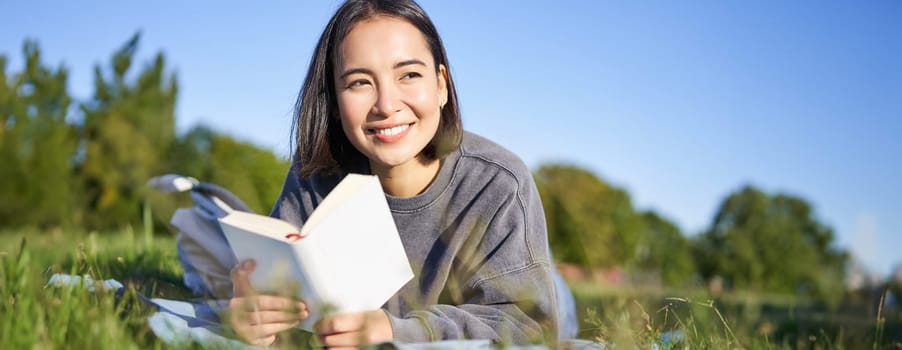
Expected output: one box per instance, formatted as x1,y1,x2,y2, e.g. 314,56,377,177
228,0,560,347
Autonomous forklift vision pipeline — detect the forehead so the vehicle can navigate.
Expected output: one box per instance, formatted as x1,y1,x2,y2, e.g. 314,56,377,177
337,16,434,68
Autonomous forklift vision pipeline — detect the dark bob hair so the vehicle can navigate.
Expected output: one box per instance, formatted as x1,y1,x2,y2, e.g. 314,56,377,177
291,0,463,177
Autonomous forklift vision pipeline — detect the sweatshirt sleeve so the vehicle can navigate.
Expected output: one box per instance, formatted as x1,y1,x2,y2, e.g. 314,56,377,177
387,264,558,344
387,173,560,345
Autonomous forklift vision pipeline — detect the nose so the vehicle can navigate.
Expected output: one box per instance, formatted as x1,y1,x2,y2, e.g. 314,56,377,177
371,83,402,117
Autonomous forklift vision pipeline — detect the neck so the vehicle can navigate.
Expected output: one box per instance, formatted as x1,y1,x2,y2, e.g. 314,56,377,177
370,156,441,198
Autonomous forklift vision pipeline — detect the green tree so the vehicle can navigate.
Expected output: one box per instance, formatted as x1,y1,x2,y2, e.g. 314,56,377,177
693,185,848,304
79,33,178,229
634,211,696,287
534,164,642,268
0,42,78,228
170,125,289,214
0,36,292,232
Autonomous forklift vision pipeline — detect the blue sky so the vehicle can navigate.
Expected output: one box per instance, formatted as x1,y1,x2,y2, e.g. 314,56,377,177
2,1,900,277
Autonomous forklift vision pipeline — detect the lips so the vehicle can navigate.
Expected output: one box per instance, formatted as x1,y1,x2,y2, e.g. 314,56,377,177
370,123,410,136
368,122,413,143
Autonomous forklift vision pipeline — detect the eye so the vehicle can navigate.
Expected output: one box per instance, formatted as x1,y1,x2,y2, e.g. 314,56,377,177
401,72,422,80
346,79,371,89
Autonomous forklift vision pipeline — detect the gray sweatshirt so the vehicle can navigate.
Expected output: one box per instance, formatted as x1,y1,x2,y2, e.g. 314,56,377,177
271,132,559,344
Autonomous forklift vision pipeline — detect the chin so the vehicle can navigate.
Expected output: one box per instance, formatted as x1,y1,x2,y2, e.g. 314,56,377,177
369,148,429,169
373,156,416,168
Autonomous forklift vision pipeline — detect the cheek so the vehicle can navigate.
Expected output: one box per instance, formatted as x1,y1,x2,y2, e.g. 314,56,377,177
401,85,437,111
337,95,368,125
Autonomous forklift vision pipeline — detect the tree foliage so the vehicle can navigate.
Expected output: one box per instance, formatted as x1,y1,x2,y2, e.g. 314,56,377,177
534,164,643,268
79,33,179,229
170,125,289,214
635,211,696,286
1,35,288,231
692,185,848,304
0,41,78,228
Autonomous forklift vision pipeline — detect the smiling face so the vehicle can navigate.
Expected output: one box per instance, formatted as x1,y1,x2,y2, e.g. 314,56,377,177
334,15,448,175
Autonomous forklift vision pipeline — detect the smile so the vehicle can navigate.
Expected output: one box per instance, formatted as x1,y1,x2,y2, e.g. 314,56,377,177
368,123,413,143
369,123,411,136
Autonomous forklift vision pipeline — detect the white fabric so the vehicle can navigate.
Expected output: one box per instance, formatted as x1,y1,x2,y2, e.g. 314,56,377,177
146,302,260,349
46,274,124,292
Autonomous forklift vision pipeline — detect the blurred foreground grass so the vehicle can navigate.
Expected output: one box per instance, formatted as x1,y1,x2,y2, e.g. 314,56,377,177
568,277,901,349
0,229,193,349
1,229,899,349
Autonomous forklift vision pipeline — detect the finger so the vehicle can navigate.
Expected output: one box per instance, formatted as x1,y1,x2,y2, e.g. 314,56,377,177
228,298,256,329
230,296,259,313
315,313,366,335
237,298,308,321
254,295,306,313
231,259,256,297
230,299,300,325
248,310,304,325
231,301,305,327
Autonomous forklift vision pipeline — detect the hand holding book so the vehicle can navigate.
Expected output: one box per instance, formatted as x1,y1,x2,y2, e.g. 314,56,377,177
218,174,414,332
228,258,394,347
314,308,393,347
228,259,309,347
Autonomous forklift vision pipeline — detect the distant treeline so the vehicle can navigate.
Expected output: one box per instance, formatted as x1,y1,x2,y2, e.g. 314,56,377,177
0,34,853,305
535,164,850,305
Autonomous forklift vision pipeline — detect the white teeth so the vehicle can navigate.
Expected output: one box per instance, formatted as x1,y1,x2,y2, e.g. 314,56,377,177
374,124,409,136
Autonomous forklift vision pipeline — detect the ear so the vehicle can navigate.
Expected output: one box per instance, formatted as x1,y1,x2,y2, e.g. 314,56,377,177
437,64,449,107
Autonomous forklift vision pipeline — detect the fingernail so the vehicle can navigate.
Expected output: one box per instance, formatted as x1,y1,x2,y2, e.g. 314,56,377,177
242,260,254,269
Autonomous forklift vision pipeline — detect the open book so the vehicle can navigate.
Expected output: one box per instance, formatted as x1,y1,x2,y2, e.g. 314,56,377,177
218,174,414,331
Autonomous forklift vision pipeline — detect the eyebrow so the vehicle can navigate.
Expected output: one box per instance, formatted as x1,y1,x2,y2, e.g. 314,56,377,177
338,59,428,79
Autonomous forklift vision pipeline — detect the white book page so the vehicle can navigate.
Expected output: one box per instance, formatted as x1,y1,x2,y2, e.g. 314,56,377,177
219,222,313,300
300,173,370,236
297,175,414,313
219,211,300,241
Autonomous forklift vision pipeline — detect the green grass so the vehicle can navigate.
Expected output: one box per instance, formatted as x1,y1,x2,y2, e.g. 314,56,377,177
1,229,900,349
0,229,194,349
570,282,902,349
